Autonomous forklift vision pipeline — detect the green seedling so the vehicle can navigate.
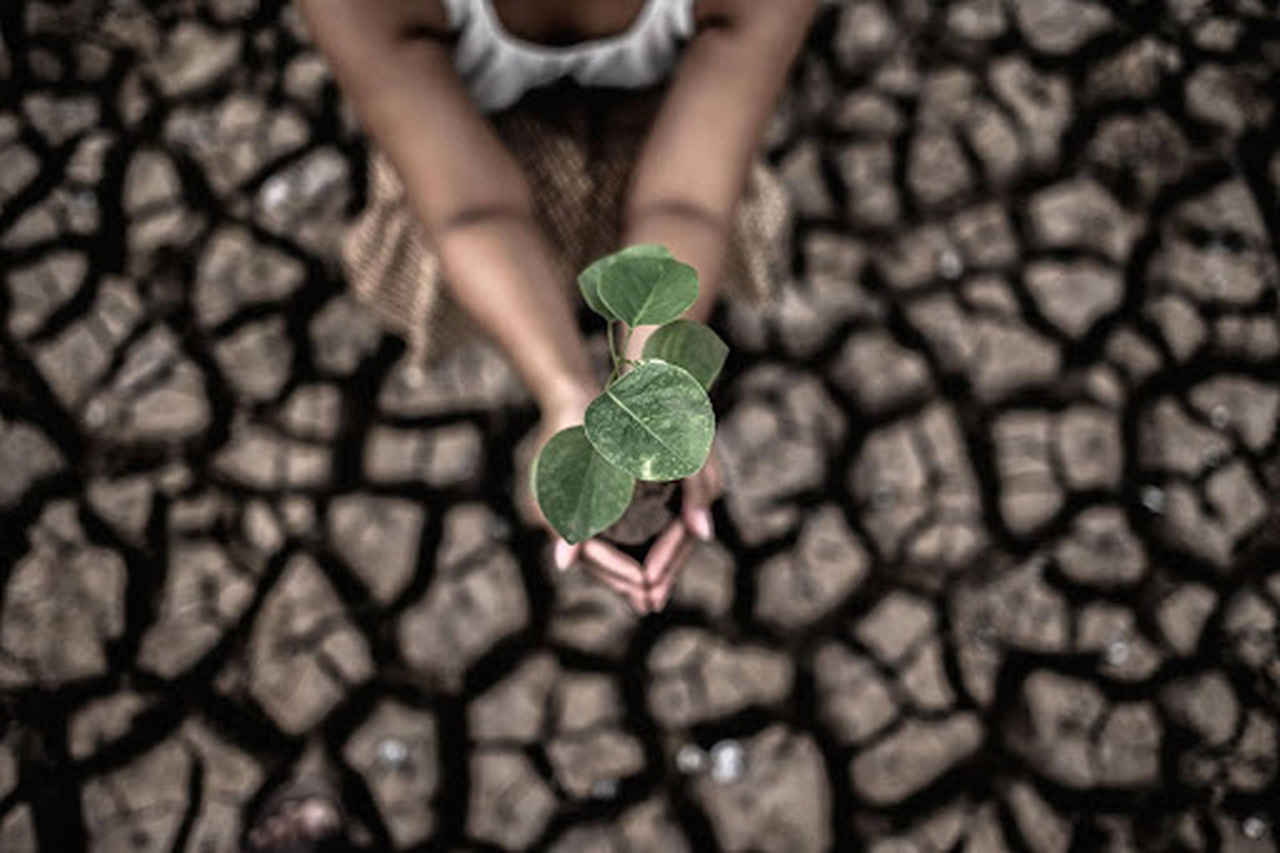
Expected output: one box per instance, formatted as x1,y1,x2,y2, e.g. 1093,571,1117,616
533,244,729,544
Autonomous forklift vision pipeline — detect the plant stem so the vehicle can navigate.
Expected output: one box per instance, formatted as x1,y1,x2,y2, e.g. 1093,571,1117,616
607,322,633,386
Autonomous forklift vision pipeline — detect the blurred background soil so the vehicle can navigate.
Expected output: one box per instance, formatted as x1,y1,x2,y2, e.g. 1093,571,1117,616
1,0,1279,849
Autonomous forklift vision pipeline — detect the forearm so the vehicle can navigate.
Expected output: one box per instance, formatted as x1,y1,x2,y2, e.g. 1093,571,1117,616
623,209,726,324
620,1,816,357
620,209,727,360
298,0,597,414
436,214,598,413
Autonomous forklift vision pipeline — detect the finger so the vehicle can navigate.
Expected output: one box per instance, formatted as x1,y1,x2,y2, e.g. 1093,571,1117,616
648,534,694,612
582,539,647,583
581,540,649,611
553,539,580,571
681,474,716,542
643,521,688,585
581,560,649,613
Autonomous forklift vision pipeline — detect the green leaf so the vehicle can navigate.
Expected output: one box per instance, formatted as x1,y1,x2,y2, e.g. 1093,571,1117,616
598,252,699,328
577,256,619,322
578,245,673,322
532,426,636,544
641,319,729,391
585,360,714,482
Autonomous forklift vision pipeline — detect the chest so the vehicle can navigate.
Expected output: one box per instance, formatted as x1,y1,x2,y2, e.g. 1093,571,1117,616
485,0,652,46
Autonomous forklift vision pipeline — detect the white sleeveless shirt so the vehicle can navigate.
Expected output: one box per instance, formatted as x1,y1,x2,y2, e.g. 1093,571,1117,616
439,0,697,112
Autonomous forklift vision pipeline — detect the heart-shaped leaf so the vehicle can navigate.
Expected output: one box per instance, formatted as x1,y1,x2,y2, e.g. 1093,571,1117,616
599,252,698,329
532,426,636,544
578,245,673,322
641,319,729,391
585,360,714,482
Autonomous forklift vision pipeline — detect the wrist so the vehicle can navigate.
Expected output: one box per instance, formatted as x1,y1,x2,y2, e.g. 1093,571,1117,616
537,376,598,432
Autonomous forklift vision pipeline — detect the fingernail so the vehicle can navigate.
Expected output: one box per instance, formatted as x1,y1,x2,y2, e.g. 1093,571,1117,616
689,509,714,541
554,539,576,571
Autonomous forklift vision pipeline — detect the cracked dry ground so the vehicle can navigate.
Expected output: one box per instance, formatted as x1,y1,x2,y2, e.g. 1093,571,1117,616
2,0,1279,851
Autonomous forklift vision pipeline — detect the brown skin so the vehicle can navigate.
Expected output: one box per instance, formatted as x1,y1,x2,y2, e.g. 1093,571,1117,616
298,0,818,611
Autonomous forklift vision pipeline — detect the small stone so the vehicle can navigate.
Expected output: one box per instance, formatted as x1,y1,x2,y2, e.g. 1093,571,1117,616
1243,817,1268,841
691,727,830,853
1141,485,1165,514
376,738,409,770
937,249,964,281
256,148,350,252
709,740,747,784
676,744,708,775
1105,639,1130,666
345,702,439,848
591,778,619,800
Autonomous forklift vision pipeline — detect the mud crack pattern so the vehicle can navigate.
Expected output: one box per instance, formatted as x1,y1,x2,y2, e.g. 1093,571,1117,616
1,0,1279,850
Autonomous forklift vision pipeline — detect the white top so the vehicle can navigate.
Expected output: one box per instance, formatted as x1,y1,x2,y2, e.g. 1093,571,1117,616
440,0,697,112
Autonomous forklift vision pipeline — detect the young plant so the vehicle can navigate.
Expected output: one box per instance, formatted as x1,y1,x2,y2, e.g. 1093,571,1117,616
532,245,730,544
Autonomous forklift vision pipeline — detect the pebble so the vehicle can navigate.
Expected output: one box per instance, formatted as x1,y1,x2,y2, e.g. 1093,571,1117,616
676,744,708,775
1140,485,1166,514
590,778,619,800
1243,816,1268,840
375,737,409,770
709,740,747,784
1209,405,1231,430
937,250,964,281
1104,638,1130,666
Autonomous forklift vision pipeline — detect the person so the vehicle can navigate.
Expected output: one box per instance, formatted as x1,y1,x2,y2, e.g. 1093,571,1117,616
297,0,815,610
247,1,817,848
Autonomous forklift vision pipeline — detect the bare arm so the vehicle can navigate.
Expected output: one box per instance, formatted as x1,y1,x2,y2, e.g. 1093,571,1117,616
298,0,596,415
623,0,818,353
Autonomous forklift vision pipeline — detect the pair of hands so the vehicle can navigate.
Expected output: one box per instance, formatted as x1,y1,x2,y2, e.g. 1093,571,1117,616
533,401,723,614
